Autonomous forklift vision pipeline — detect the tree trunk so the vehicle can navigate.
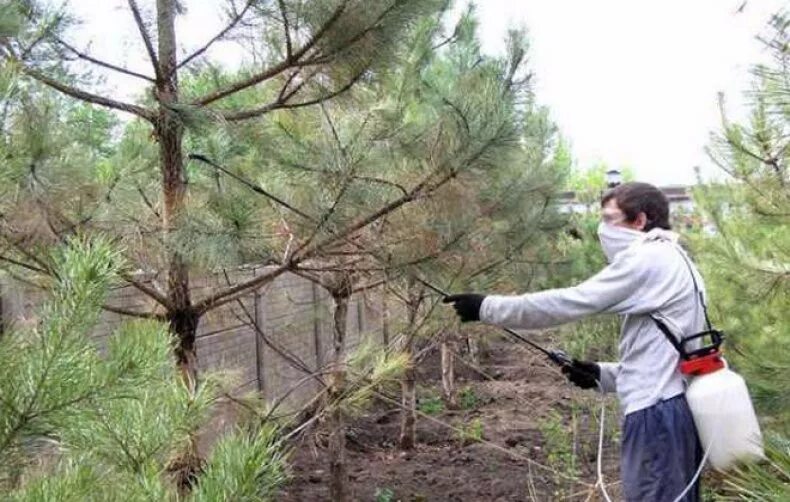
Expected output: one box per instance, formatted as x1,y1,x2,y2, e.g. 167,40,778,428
381,284,389,347
155,1,202,493
399,337,416,450
467,330,480,366
441,333,457,409
155,0,197,386
169,308,199,386
399,283,420,450
328,285,350,502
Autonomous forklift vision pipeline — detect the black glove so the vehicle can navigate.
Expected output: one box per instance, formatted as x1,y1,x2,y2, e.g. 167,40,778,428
443,293,486,323
561,359,601,390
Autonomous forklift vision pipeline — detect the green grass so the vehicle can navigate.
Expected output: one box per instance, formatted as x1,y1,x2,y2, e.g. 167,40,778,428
459,386,479,410
374,486,395,502
417,395,444,416
456,418,484,444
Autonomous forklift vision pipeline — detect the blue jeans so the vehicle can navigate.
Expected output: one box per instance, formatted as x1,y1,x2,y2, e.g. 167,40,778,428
621,394,703,502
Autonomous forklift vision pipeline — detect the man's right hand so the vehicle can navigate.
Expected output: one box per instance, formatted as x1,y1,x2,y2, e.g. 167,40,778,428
561,359,601,389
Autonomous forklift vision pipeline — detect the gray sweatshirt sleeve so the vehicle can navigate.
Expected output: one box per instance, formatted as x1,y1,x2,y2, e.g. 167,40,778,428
479,245,667,329
597,362,619,393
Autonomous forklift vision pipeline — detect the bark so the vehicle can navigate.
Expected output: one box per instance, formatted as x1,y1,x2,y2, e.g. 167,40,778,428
440,334,458,409
381,284,390,347
154,0,197,386
169,308,199,387
153,1,203,493
328,278,351,502
399,337,416,449
399,283,420,450
467,330,480,366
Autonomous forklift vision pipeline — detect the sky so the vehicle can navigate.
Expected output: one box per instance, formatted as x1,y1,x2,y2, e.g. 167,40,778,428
466,0,786,186
64,0,787,186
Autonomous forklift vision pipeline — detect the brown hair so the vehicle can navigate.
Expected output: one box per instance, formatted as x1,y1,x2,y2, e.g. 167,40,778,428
601,182,671,231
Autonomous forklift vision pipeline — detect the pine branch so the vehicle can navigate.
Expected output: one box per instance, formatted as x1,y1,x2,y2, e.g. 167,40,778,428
194,139,499,315
278,0,293,59
299,169,457,261
52,36,155,82
193,0,349,106
17,64,154,120
176,0,257,71
101,303,162,319
119,273,171,308
188,153,315,221
136,186,161,218
0,254,47,274
194,263,292,315
294,102,358,253
281,160,409,196
127,0,162,83
351,278,385,294
221,68,364,121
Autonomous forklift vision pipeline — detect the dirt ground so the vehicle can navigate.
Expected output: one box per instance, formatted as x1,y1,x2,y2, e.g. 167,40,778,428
279,337,623,501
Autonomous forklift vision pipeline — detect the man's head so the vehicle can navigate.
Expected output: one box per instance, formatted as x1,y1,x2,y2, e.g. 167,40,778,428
600,182,670,232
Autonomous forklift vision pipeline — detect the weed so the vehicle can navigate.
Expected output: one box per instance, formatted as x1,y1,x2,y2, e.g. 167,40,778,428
538,410,579,497
418,395,444,415
459,386,479,410
374,487,395,502
457,417,484,444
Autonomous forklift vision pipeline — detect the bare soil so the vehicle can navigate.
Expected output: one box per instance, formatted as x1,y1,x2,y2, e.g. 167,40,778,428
279,337,622,501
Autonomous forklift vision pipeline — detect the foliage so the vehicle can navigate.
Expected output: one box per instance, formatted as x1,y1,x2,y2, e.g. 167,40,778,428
342,339,410,415
719,435,790,501
458,386,479,410
374,486,396,502
456,417,483,444
538,410,579,484
191,424,288,502
417,395,444,416
694,12,790,430
691,11,790,498
0,238,287,500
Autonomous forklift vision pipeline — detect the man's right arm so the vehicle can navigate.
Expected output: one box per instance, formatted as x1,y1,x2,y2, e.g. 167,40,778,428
597,362,619,393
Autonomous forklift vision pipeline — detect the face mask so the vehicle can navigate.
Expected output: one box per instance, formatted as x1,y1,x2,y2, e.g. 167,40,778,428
597,222,644,262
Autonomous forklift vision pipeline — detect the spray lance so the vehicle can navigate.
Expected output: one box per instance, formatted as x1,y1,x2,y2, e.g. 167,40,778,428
189,153,574,369
410,276,573,368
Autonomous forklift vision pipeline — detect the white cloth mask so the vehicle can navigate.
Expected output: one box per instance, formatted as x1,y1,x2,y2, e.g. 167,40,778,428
597,222,645,262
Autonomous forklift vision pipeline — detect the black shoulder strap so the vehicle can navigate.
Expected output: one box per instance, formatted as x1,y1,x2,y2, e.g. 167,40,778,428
652,316,685,354
675,245,713,331
650,243,713,357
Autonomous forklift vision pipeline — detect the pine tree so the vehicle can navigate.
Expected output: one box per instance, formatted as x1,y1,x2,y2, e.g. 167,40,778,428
0,0,446,386
693,11,790,499
0,237,287,500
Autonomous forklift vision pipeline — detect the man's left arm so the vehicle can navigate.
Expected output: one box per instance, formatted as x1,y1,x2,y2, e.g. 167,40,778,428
479,247,664,330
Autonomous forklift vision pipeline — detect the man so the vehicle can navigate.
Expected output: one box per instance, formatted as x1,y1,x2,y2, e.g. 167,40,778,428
444,182,704,501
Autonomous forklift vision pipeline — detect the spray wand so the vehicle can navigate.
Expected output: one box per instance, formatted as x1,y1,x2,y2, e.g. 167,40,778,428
410,276,572,367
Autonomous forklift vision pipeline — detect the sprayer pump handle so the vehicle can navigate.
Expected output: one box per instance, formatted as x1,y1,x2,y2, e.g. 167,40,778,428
681,329,725,360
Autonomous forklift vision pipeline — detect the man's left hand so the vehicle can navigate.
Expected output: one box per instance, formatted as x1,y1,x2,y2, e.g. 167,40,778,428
443,293,486,323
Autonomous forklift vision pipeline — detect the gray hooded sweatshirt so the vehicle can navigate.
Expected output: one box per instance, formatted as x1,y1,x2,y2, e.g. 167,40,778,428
479,228,707,415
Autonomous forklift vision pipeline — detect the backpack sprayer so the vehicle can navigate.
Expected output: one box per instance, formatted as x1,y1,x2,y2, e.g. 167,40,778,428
651,246,764,471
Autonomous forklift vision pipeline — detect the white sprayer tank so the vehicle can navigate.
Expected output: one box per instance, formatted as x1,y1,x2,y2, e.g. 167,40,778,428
685,362,764,470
